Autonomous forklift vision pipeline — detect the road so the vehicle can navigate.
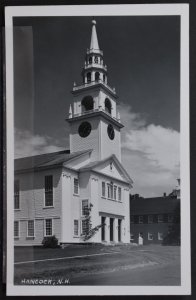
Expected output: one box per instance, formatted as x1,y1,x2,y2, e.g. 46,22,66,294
14,244,181,286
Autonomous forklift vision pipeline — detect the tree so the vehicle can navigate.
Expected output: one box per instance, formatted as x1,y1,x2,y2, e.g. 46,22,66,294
81,203,105,241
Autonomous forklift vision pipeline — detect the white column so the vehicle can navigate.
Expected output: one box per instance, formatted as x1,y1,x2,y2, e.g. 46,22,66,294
92,71,95,82
61,173,72,243
113,218,118,242
84,74,87,84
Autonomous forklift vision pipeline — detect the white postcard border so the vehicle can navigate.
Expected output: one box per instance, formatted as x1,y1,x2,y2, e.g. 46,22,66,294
5,4,190,296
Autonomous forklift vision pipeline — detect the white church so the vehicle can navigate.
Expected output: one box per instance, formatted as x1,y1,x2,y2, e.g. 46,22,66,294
14,20,133,246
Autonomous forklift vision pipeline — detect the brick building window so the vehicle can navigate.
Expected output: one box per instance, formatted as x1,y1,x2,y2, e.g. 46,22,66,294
158,214,164,223
148,215,153,224
168,215,174,223
102,182,106,197
148,233,153,240
130,215,134,224
74,220,79,236
14,221,19,238
27,220,35,237
45,219,53,236
14,179,20,209
158,232,163,240
45,175,53,207
74,178,79,195
139,216,143,224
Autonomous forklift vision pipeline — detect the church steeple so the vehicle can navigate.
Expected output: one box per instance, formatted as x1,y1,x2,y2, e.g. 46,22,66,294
67,19,123,162
90,20,100,50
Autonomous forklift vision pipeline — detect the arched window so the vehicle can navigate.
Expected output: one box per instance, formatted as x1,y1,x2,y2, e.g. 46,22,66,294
105,98,112,114
95,72,100,82
87,72,91,83
88,57,92,64
94,56,98,64
81,96,94,112
103,74,106,83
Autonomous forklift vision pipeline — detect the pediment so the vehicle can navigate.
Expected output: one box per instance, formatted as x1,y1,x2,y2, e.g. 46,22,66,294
80,155,133,184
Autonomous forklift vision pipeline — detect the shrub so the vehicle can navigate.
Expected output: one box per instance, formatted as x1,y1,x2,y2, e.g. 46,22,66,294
42,235,59,248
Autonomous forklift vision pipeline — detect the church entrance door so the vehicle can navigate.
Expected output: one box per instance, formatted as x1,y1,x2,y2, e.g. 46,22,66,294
110,218,114,241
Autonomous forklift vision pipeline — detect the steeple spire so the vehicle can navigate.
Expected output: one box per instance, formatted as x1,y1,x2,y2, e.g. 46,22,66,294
90,19,99,50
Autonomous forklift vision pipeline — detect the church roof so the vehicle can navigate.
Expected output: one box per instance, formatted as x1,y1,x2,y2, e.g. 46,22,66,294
15,149,92,172
79,154,133,185
130,196,180,215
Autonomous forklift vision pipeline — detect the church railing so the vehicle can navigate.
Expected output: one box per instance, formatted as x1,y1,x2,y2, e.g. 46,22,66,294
73,107,119,122
73,80,116,95
84,63,107,71
86,49,103,55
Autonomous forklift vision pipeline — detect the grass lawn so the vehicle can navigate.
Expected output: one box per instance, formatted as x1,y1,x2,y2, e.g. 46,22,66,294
14,244,180,286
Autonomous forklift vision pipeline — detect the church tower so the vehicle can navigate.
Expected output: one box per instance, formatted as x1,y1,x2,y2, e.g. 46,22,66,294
67,20,124,162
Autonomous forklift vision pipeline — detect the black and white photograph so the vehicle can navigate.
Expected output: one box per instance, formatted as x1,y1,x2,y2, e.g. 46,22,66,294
5,4,190,296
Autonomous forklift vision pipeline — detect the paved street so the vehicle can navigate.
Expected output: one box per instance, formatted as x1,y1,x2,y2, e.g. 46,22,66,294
14,244,180,286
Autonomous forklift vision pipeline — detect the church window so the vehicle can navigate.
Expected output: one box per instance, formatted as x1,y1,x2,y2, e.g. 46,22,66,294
81,219,88,235
14,221,19,238
118,187,122,201
27,220,35,237
148,215,153,224
114,185,117,199
95,72,100,81
103,74,106,82
88,57,92,64
44,175,53,207
87,72,91,83
14,179,20,209
94,56,98,63
158,214,164,223
107,183,113,199
148,233,153,240
81,96,94,112
74,220,79,236
45,219,53,236
105,98,112,114
74,178,79,195
82,200,89,216
139,216,143,224
102,182,106,197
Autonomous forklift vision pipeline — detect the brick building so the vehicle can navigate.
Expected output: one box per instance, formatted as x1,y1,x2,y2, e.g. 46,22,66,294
130,181,180,245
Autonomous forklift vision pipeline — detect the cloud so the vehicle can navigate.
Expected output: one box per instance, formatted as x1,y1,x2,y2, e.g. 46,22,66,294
15,129,64,158
119,103,180,197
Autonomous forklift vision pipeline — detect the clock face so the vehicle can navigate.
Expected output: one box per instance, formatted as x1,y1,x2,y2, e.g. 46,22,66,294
78,122,92,138
107,124,115,140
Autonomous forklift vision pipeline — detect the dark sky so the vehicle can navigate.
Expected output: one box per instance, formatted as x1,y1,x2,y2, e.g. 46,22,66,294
13,15,180,148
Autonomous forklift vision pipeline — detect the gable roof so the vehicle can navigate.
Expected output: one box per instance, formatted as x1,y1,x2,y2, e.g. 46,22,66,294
15,149,92,172
79,154,133,185
130,196,180,214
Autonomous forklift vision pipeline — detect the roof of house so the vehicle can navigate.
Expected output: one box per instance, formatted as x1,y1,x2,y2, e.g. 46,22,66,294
14,149,92,172
130,196,180,215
